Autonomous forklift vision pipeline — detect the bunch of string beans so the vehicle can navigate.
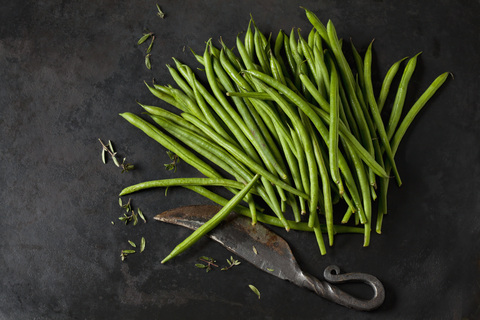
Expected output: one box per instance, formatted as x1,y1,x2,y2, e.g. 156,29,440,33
119,8,449,262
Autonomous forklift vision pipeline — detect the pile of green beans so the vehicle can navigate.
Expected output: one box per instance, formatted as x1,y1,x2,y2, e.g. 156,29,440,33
119,8,449,259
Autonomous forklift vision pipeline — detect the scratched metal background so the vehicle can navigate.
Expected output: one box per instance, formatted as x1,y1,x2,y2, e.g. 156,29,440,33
1,0,479,319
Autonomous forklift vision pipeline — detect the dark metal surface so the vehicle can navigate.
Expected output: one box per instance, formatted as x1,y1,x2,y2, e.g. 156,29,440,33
155,204,385,311
1,0,479,319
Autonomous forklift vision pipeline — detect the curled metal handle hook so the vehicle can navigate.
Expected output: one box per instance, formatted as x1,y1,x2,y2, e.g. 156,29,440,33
321,265,385,311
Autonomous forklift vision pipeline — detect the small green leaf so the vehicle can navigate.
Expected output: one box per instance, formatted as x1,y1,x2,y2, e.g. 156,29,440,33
128,240,136,248
137,208,146,223
266,268,274,272
132,211,138,226
200,256,215,262
111,221,114,225
146,36,155,53
137,33,151,45
101,149,106,164
166,150,175,160
145,54,152,70
108,140,115,153
252,246,258,255
122,249,136,254
195,263,206,269
112,156,120,167
140,237,146,253
156,4,165,18
118,198,123,207
248,285,261,299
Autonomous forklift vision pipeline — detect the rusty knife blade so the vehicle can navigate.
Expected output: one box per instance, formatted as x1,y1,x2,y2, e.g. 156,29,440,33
154,204,385,311
155,204,303,282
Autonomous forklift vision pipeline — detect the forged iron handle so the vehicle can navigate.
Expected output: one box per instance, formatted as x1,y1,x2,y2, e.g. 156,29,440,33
302,265,385,311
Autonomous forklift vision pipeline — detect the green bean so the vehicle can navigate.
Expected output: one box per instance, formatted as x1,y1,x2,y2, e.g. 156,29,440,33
139,103,207,137
311,207,327,255
350,40,366,97
168,86,206,122
391,72,450,154
297,30,318,84
145,82,188,112
252,78,319,223
119,178,255,196
183,186,253,216
310,120,334,245
274,30,291,79
328,65,344,195
364,41,402,186
149,115,251,183
283,32,297,79
312,44,329,96
161,174,260,263
226,91,273,100
290,126,310,203
213,53,289,180
119,113,220,179
270,51,287,85
326,21,376,180
203,42,263,165
277,131,305,222
245,17,255,61
377,72,449,233
246,70,370,224
298,73,330,112
166,64,195,100
386,52,421,140
377,57,408,113
215,84,290,208
244,69,388,178
303,7,328,43
177,111,307,200
254,24,271,75
353,77,379,189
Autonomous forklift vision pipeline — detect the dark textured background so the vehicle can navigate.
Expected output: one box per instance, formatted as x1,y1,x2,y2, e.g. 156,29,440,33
1,0,479,319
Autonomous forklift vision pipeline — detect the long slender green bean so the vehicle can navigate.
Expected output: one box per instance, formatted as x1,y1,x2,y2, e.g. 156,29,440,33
328,65,344,195
364,41,402,186
119,178,256,196
161,174,260,263
386,52,421,140
377,57,408,113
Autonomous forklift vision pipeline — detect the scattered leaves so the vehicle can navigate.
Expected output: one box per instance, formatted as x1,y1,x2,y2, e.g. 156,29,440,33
196,256,218,272
121,249,136,261
137,32,153,45
164,150,180,172
146,36,155,54
98,139,134,172
137,208,147,223
156,4,165,18
248,284,261,299
221,256,241,271
145,54,152,70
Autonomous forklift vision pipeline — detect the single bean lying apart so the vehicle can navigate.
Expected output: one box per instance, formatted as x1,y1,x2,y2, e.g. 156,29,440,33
119,8,450,260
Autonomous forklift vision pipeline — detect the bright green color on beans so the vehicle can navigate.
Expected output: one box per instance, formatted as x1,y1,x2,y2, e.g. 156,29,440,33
364,41,402,186
119,178,256,197
122,8,449,259
387,52,421,141
328,66,343,196
161,174,260,263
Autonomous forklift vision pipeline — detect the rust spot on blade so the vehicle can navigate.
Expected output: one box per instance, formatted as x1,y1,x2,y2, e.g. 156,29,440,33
154,204,222,223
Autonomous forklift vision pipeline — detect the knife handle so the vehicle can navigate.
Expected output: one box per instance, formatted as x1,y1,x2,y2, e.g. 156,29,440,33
303,265,385,311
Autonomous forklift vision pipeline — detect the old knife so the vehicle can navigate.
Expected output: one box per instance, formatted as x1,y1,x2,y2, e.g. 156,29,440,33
155,204,385,311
